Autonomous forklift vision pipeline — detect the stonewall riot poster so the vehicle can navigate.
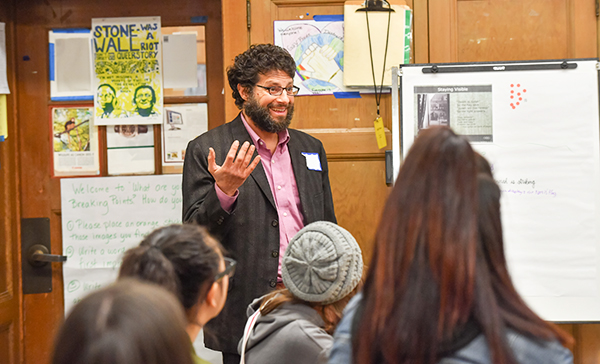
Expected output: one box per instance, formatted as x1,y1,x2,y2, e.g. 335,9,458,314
92,17,163,126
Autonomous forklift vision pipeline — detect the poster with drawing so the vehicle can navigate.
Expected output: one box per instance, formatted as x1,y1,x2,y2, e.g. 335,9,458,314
274,20,348,95
92,17,163,125
51,106,100,176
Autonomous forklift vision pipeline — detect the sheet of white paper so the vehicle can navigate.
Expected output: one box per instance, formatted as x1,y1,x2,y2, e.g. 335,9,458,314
56,38,93,92
49,30,93,100
162,33,198,89
61,174,183,313
398,60,600,321
106,125,155,175
162,103,207,165
0,23,9,94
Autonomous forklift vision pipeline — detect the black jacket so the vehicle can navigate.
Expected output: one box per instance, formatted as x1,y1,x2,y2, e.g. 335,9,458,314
182,114,336,353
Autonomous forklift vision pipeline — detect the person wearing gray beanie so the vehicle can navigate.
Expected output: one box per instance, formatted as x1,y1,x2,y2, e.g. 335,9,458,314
238,221,364,364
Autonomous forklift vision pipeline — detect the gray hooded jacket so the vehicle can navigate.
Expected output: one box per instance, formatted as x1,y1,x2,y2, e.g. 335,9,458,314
238,296,332,364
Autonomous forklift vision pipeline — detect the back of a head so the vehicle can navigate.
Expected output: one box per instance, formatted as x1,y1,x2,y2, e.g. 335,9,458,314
52,280,193,364
374,126,478,316
118,224,221,312
356,126,479,363
282,221,363,305
355,128,571,364
260,221,363,333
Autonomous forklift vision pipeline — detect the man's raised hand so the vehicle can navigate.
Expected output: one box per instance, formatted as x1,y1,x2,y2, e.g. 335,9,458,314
207,140,261,196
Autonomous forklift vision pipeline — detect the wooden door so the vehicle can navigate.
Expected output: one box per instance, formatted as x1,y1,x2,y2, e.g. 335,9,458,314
426,0,596,63
0,1,22,362
13,1,223,363
425,1,597,363
221,0,419,261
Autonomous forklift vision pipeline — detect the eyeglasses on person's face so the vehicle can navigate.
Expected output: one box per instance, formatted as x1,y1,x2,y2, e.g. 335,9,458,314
256,85,300,96
215,257,237,281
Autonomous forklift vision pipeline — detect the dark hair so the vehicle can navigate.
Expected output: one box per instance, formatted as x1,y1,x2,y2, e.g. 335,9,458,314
52,280,193,364
227,43,296,109
133,85,156,104
98,83,116,95
354,126,571,364
475,152,493,177
118,224,222,314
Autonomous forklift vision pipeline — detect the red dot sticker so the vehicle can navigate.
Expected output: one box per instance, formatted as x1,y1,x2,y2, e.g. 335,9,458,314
516,102,520,105
517,93,521,96
523,89,527,92
511,90,514,93
517,84,520,87
519,97,522,101
511,84,514,87
512,105,515,109
510,95,514,99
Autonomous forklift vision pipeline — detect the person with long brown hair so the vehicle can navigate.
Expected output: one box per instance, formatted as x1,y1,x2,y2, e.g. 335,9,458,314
328,127,573,364
239,221,363,364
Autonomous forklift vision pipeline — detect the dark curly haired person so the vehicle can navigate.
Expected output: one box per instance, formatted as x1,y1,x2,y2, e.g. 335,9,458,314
182,44,336,364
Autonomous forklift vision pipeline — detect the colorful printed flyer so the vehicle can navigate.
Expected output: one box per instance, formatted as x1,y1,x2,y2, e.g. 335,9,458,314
91,17,163,126
51,106,100,176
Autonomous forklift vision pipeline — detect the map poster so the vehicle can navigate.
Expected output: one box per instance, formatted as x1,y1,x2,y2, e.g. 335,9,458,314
274,19,348,96
92,17,163,126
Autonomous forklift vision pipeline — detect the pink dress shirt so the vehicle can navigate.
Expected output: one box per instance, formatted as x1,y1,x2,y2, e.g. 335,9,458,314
215,114,304,280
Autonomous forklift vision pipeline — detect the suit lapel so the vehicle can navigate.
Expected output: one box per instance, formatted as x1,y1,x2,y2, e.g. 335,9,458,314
229,115,276,210
288,135,311,222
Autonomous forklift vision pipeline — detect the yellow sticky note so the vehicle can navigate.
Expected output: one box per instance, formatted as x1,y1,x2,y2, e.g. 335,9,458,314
0,95,6,140
374,116,387,149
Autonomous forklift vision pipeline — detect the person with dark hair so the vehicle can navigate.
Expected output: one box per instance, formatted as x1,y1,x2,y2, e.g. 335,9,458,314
182,43,336,364
132,85,157,117
239,222,363,364
328,126,573,364
52,279,194,364
118,224,234,364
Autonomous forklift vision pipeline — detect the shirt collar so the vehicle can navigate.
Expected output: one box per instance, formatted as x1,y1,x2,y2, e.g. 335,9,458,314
240,112,290,148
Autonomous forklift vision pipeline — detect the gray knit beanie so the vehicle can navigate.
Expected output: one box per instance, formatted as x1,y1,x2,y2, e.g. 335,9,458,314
282,221,363,305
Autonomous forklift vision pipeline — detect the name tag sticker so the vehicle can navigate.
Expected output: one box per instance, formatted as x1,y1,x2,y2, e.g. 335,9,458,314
301,152,322,171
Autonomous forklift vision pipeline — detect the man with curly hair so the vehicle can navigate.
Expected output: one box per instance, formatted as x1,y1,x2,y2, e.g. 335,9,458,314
182,44,336,363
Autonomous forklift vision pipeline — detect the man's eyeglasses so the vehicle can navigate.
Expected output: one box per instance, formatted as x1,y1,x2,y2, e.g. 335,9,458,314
256,85,300,96
215,257,237,281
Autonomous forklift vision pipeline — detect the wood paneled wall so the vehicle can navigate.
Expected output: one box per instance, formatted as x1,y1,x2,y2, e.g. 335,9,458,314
0,0,22,363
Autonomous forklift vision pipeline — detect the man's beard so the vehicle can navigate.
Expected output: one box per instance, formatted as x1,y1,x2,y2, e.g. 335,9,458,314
243,95,294,133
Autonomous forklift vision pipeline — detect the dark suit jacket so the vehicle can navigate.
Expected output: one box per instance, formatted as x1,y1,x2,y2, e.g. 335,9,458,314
182,114,336,353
